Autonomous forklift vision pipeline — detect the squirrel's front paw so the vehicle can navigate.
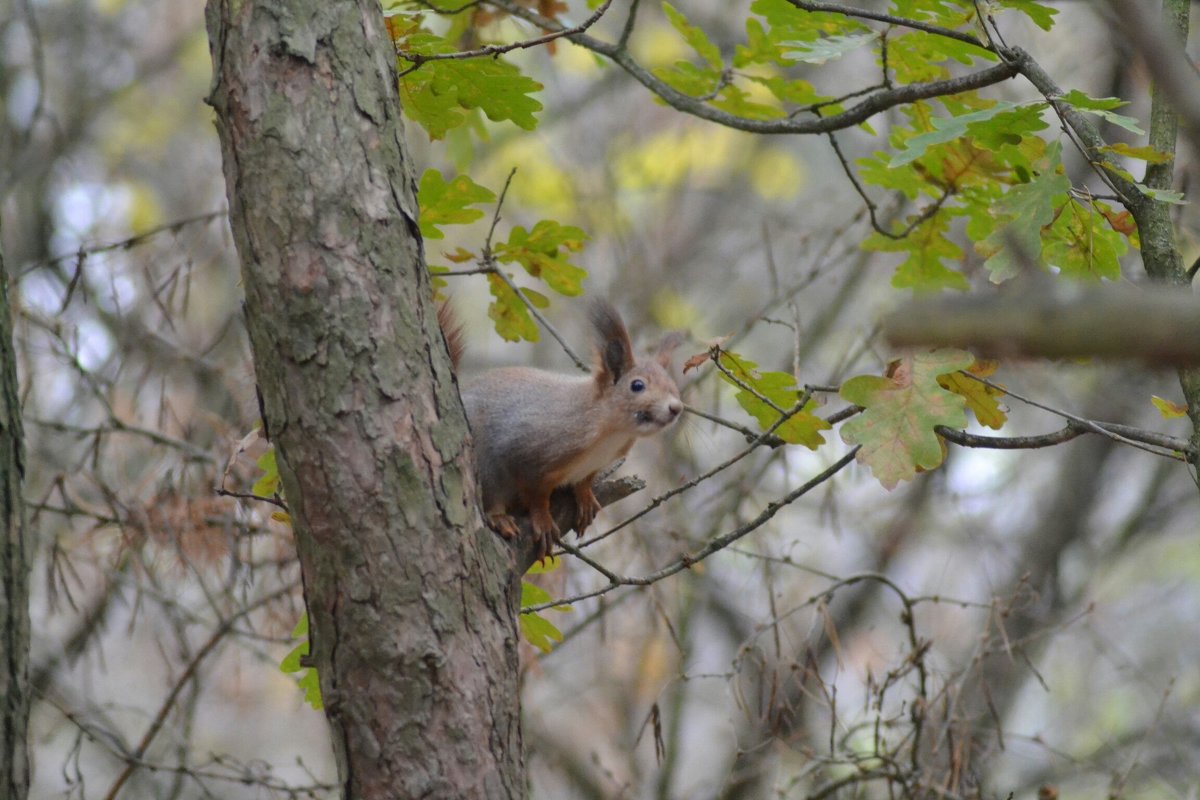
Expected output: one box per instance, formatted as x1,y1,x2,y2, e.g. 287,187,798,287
486,512,521,541
573,483,602,534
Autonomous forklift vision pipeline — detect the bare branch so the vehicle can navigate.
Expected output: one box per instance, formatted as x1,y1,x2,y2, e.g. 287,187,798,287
884,282,1200,367
100,583,299,800
17,211,228,277
523,449,858,613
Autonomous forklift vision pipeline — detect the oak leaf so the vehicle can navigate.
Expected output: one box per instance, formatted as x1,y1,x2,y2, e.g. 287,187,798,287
839,350,971,488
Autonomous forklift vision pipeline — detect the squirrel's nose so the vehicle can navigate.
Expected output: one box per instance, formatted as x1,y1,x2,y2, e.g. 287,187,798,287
667,399,682,419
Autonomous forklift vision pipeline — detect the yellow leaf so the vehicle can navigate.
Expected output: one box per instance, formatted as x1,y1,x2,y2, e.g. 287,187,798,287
937,359,1007,430
1151,395,1187,419
525,555,561,575
443,247,475,263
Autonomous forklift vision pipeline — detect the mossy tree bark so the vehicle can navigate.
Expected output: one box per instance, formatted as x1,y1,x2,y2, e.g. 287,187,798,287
1130,0,1200,476
1,236,31,800
204,0,524,796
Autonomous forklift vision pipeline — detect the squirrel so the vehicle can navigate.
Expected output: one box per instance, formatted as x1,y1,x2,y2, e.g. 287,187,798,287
440,300,683,559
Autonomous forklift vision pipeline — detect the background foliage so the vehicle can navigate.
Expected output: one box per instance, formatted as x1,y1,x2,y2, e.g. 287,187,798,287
3,0,1200,797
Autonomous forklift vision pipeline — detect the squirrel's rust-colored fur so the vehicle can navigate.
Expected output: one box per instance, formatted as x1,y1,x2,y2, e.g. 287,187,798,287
437,301,465,370
447,300,682,559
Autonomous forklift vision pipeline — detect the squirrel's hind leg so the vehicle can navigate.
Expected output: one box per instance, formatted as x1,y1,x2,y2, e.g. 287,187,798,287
520,486,562,561
572,476,602,535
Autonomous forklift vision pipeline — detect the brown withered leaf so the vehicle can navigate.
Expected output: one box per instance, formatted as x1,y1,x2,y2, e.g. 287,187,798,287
682,335,731,374
682,351,709,374
1100,207,1135,236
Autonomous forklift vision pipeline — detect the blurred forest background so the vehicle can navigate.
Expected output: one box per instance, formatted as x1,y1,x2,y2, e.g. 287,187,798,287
3,0,1200,797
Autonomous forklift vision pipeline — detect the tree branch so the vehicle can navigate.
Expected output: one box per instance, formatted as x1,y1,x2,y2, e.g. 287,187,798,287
484,0,1019,136
884,282,1200,366
397,0,614,76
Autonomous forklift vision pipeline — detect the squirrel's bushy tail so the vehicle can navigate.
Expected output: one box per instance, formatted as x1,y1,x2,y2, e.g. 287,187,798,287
437,301,465,369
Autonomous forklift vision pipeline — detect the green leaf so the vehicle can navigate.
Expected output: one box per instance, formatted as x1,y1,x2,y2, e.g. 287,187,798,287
750,0,863,39
487,273,540,343
839,350,973,489
519,579,568,653
398,32,543,140
662,2,722,70
280,613,322,710
654,61,724,98
735,18,789,68
252,447,280,497
1099,143,1172,164
864,213,969,292
1137,185,1187,205
417,170,496,240
998,0,1058,31
297,668,323,710
890,102,1022,167
963,103,1049,152
716,351,831,449
1098,162,1187,204
884,30,992,84
745,74,827,107
398,80,468,140
978,142,1071,282
1042,198,1127,281
520,580,569,611
780,32,876,64
858,152,925,200
710,84,787,120
495,220,589,296
890,0,972,26
519,611,564,653
1057,89,1126,111
1058,89,1144,134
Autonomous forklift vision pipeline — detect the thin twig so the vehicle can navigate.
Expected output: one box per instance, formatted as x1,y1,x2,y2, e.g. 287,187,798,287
526,449,859,612
18,211,228,277
101,583,298,800
398,0,614,77
478,169,589,371
785,0,989,51
967,374,1189,460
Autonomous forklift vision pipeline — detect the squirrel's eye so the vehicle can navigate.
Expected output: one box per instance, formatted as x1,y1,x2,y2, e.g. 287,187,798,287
630,379,646,393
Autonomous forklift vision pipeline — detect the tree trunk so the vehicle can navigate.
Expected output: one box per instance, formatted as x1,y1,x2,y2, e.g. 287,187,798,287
1,235,31,800
203,1,524,796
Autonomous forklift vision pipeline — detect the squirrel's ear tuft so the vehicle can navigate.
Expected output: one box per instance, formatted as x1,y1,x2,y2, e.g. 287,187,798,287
589,299,635,384
654,331,686,368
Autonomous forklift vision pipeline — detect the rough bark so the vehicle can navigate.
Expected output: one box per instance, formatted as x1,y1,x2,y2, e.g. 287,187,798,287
1,235,31,800
203,0,523,796
1125,0,1200,478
